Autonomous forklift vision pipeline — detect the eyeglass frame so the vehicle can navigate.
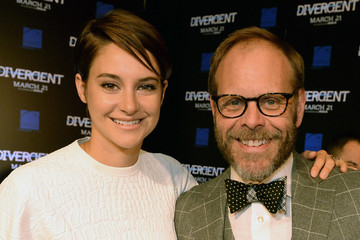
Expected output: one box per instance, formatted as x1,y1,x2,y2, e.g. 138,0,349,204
211,92,296,118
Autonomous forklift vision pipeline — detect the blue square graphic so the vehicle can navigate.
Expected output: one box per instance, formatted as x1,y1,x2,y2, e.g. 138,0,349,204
312,46,332,67
201,52,213,72
304,133,323,151
96,2,114,18
195,128,209,146
23,27,42,49
20,110,40,131
260,7,277,28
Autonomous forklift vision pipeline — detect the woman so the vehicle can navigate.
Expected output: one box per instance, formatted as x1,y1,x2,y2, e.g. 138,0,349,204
0,9,197,239
0,9,345,239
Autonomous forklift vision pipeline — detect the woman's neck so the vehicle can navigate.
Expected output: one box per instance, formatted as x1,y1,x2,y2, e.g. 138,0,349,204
80,137,141,167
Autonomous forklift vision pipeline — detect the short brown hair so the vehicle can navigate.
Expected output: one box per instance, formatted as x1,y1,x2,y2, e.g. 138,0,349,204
208,26,304,95
75,9,172,86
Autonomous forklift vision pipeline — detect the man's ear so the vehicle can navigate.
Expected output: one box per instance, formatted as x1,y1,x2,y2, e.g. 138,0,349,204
210,95,217,116
75,73,87,104
160,80,168,105
295,88,306,128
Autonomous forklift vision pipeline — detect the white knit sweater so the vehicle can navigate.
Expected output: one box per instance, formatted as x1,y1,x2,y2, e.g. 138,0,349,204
0,138,197,239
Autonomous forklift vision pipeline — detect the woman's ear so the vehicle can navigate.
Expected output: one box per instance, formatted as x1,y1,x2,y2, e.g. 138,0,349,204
75,73,87,104
160,80,168,105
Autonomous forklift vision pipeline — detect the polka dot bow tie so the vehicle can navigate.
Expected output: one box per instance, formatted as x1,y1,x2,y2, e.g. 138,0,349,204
225,176,287,214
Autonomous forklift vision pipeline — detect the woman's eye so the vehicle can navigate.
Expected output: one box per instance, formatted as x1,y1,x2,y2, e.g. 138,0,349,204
138,84,156,91
101,83,118,89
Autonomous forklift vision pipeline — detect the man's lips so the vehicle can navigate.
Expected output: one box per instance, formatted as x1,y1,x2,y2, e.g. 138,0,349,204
237,139,270,147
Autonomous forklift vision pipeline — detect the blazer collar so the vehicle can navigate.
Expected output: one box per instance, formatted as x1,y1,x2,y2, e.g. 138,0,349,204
203,168,235,240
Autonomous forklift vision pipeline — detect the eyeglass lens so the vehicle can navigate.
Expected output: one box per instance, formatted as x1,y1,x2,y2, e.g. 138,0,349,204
217,94,289,117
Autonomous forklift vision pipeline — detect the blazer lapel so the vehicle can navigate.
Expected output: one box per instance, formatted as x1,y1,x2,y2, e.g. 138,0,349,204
201,168,235,240
291,152,335,239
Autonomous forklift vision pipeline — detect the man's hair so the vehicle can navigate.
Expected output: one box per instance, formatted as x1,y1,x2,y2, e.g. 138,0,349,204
327,132,360,156
208,26,304,95
75,9,172,86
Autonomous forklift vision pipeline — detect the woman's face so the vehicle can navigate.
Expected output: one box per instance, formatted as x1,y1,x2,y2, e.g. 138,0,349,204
76,43,167,153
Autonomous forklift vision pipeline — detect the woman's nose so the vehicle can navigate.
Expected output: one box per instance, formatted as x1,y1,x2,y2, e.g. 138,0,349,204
118,91,140,115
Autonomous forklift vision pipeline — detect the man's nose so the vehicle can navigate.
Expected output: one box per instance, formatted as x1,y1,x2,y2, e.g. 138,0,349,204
240,102,266,129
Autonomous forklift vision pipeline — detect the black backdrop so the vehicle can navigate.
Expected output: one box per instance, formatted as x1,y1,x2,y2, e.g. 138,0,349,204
0,0,359,183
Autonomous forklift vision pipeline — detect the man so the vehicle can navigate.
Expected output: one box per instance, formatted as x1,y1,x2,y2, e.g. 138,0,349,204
328,132,360,170
175,27,360,240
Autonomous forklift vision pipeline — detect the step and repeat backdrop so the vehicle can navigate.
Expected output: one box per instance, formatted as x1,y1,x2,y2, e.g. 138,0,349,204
0,0,359,183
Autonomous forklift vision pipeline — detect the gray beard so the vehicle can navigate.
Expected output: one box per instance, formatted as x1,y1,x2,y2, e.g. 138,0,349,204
214,119,297,182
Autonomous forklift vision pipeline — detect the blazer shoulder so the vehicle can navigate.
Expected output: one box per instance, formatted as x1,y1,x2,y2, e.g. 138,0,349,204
293,151,360,188
325,168,360,191
176,168,230,206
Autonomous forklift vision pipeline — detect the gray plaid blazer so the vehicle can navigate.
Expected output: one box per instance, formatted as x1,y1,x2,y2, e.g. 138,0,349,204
175,152,360,239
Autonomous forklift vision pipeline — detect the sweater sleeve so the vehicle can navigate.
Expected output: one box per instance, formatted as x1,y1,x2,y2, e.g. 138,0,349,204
0,167,47,239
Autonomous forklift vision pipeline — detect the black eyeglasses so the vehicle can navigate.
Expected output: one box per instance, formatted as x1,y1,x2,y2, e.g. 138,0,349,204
211,92,295,118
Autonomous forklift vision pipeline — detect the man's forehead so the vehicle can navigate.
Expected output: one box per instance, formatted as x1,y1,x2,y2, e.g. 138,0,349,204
217,46,292,88
219,42,295,87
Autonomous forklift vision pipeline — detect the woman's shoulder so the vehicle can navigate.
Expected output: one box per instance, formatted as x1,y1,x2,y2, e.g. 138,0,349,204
140,150,198,192
2,140,81,185
141,150,184,169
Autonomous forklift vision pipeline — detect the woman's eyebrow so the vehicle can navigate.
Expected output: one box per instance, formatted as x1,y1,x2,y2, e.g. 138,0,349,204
96,73,160,83
96,73,120,80
138,76,160,82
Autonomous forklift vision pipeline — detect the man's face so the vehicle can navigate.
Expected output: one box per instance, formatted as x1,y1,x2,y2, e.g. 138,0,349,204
211,41,306,182
340,140,360,171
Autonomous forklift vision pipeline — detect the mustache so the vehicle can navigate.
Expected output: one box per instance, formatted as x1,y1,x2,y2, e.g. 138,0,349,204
227,127,282,141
